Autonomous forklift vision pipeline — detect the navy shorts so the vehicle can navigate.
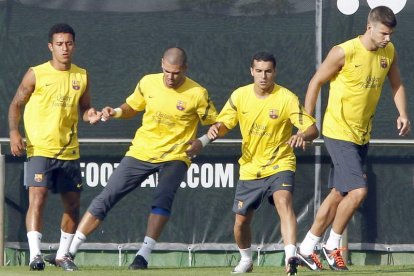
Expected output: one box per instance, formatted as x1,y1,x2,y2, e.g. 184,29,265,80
232,170,295,216
88,156,187,221
25,156,83,194
324,136,369,193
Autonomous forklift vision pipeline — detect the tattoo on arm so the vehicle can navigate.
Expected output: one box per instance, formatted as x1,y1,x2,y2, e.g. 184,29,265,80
9,85,33,132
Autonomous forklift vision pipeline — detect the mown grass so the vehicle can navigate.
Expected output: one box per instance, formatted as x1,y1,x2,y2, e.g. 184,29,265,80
1,265,414,276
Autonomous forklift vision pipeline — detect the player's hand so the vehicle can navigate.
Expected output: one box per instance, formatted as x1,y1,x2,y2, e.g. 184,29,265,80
10,131,26,157
397,116,410,136
286,131,307,151
185,139,203,159
207,123,221,140
100,106,116,122
87,108,102,124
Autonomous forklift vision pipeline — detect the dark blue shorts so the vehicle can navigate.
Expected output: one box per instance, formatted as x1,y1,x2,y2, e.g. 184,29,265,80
232,170,295,216
324,136,369,193
88,156,187,221
25,156,83,194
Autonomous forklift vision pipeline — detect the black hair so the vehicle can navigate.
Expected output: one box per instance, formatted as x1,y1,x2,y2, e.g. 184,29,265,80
368,6,397,28
48,23,75,43
251,51,276,69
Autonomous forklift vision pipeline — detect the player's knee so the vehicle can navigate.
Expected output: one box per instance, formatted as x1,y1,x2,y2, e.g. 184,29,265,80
234,213,250,229
349,188,368,204
87,198,110,221
273,195,291,209
64,200,80,214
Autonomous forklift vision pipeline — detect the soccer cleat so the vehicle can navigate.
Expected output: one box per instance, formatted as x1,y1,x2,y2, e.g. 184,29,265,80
322,247,348,271
29,254,45,271
44,253,57,266
55,253,78,271
231,259,253,274
129,254,148,270
285,256,300,276
297,249,323,271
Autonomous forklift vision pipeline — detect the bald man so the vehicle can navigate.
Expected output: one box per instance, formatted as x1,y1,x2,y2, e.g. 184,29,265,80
45,47,218,270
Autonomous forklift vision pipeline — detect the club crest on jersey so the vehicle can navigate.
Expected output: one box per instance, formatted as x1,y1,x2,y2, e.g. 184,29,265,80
72,80,81,90
380,57,388,69
269,109,278,119
34,174,43,182
176,100,186,111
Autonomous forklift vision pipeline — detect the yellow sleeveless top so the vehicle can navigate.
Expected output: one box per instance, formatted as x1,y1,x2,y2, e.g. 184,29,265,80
323,36,394,145
24,62,87,159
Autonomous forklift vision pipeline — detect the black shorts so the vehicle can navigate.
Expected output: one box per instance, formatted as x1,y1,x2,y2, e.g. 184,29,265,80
88,156,187,221
25,156,83,194
232,170,295,216
324,136,369,193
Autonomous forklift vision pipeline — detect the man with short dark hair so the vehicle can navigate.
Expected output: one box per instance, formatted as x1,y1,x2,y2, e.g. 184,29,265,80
208,51,318,275
297,6,410,271
8,23,101,271
45,47,218,270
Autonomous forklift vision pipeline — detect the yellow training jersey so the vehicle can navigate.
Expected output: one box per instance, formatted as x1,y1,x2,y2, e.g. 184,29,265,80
24,61,87,159
323,36,394,145
218,83,315,180
125,73,217,166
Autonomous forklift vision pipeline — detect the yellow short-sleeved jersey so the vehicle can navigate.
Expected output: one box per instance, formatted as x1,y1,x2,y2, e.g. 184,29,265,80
125,73,217,166
24,62,87,160
218,83,315,180
323,36,394,145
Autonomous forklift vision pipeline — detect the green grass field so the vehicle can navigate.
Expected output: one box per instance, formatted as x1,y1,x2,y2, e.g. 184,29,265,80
1,265,414,276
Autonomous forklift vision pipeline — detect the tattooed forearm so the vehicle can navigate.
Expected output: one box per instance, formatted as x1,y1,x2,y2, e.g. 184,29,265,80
8,85,32,132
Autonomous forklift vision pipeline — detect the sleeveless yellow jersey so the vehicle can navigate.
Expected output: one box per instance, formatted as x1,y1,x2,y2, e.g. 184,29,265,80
323,36,394,145
24,62,87,160
218,83,315,180
125,73,217,166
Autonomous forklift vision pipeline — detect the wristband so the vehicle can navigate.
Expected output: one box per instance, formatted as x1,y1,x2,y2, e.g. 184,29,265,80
113,107,123,118
197,134,211,148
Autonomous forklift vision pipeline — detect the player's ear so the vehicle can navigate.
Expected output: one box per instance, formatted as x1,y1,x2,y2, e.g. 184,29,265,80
250,67,254,77
48,42,53,52
181,64,188,73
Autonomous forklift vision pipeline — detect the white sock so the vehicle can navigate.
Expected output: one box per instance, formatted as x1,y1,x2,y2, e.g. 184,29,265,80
284,244,297,265
68,230,87,256
137,236,156,262
56,230,75,259
238,247,252,261
27,231,42,262
325,229,342,251
300,231,321,255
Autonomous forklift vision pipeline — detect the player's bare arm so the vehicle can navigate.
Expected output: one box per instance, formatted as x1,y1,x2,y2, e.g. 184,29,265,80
207,122,229,140
185,131,215,158
101,103,138,121
187,122,225,158
8,69,35,156
287,124,319,151
387,51,410,136
305,46,345,115
79,80,102,124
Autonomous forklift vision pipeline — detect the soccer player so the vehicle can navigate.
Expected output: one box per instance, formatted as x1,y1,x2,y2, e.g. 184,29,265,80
297,6,410,271
8,23,102,271
45,47,217,270
208,52,318,275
